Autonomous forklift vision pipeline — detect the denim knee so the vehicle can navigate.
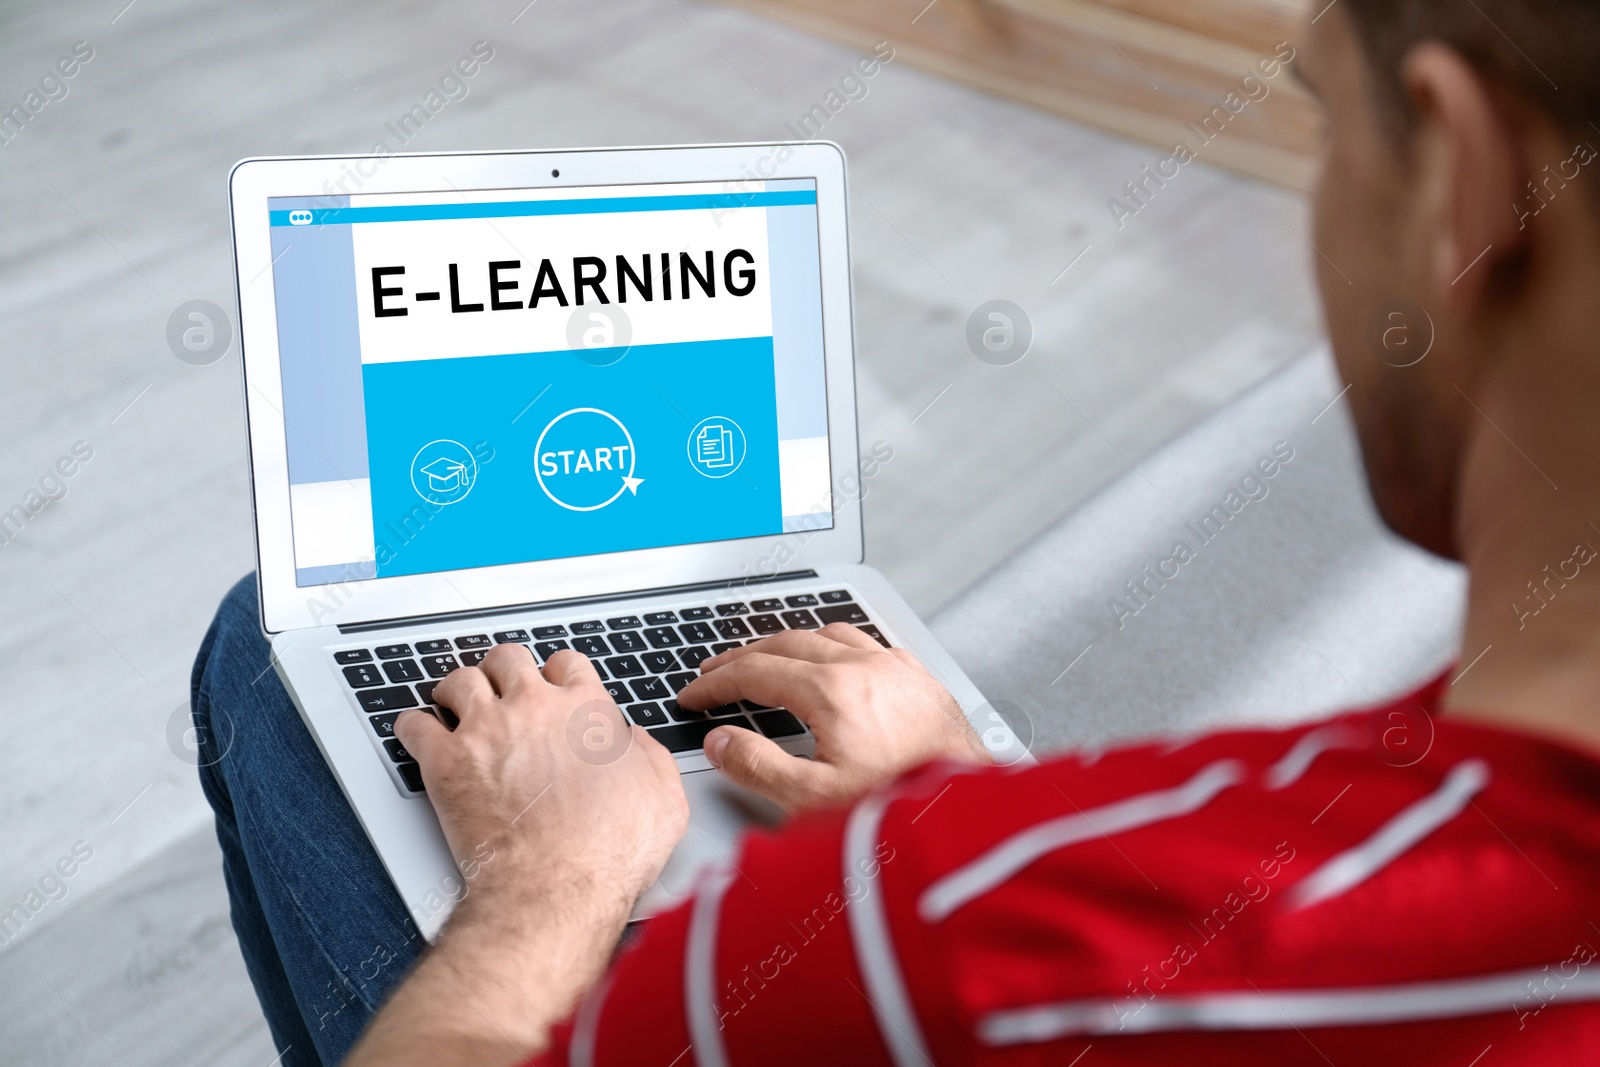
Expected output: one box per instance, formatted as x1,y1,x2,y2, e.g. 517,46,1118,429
190,573,269,800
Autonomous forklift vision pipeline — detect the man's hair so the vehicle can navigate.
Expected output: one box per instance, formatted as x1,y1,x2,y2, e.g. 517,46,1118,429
1343,0,1600,143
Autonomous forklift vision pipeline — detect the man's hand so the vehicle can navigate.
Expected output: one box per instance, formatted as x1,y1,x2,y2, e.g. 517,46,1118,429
677,622,991,812
344,646,687,1067
396,645,686,914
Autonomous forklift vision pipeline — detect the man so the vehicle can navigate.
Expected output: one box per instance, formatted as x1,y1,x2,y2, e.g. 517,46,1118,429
192,1,1600,1063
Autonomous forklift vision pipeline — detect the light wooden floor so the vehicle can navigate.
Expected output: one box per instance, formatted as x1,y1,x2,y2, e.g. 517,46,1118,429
0,0,1320,1062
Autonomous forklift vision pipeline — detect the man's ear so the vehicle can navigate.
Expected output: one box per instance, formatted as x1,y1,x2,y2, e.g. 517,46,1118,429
1401,43,1522,310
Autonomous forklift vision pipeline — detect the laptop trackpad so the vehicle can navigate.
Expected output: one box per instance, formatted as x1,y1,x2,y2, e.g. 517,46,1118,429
633,768,784,919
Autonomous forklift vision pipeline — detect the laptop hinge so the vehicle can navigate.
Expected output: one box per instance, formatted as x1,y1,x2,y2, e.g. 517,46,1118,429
335,569,821,635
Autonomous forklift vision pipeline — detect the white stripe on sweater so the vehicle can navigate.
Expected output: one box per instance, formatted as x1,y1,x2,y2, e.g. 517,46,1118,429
978,962,1600,1044
845,791,934,1067
1289,759,1489,909
1263,724,1366,789
686,865,738,1067
920,760,1244,923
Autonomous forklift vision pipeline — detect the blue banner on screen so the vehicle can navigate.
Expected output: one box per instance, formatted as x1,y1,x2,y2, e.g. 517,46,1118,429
364,338,783,577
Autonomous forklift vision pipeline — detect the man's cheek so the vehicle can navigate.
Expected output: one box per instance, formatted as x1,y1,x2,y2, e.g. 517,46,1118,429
1312,138,1376,296
1310,165,1370,387
1309,133,1349,264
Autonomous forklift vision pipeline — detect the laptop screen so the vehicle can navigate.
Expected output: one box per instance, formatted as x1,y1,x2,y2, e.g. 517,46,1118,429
264,178,833,587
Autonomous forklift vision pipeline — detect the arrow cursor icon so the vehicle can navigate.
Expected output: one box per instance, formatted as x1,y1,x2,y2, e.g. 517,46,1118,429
622,475,644,495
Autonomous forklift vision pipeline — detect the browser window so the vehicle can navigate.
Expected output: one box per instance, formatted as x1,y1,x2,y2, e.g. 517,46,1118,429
263,178,833,586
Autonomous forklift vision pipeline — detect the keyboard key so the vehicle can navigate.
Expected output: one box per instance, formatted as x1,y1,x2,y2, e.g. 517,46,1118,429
570,620,605,635
749,613,784,635
816,603,870,625
680,607,713,620
706,703,744,717
534,640,571,660
383,738,414,763
369,712,402,737
714,618,751,639
710,642,742,655
642,650,679,673
418,681,439,704
643,626,682,648
679,646,712,669
754,709,806,738
376,643,412,659
397,762,425,792
664,671,698,693
679,621,716,644
857,623,890,647
751,598,783,612
820,589,852,603
383,659,424,683
461,649,488,666
604,681,631,704
782,609,821,630
605,655,645,678
607,616,642,630
625,702,669,727
334,649,372,664
417,639,452,654
342,663,384,688
572,635,608,657
455,635,491,649
356,685,417,713
533,625,569,639
433,705,460,730
608,631,647,653
421,654,460,678
645,719,753,753
643,611,678,625
665,699,703,722
741,699,776,712
591,659,610,680
493,630,530,643
646,720,717,753
785,594,819,608
715,602,749,616
631,676,670,701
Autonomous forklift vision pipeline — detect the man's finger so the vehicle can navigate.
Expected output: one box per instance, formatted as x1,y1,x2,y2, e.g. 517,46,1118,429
677,653,828,712
704,724,824,811
814,621,884,652
543,648,600,688
480,642,542,696
700,629,857,672
432,665,494,716
819,622,928,672
886,647,928,672
394,708,450,766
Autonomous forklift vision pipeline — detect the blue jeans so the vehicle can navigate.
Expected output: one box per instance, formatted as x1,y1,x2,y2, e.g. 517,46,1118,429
191,574,424,1066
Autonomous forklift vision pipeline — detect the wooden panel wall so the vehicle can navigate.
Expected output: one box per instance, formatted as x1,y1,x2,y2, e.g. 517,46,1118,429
725,0,1321,189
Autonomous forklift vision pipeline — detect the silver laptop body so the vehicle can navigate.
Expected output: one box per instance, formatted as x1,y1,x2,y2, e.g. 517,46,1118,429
229,143,1023,937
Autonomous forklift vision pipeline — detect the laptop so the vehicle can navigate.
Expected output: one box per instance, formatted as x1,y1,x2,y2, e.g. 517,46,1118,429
228,142,1026,938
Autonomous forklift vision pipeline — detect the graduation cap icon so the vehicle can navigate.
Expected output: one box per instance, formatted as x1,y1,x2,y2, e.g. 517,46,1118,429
420,456,468,493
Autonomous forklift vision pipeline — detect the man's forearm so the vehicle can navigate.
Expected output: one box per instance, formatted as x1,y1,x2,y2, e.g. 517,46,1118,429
344,873,631,1067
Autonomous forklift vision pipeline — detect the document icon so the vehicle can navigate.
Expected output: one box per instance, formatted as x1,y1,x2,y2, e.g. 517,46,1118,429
687,416,746,479
696,425,734,468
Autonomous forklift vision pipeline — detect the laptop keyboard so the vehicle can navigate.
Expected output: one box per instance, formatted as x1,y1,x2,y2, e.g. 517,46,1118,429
331,588,887,796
